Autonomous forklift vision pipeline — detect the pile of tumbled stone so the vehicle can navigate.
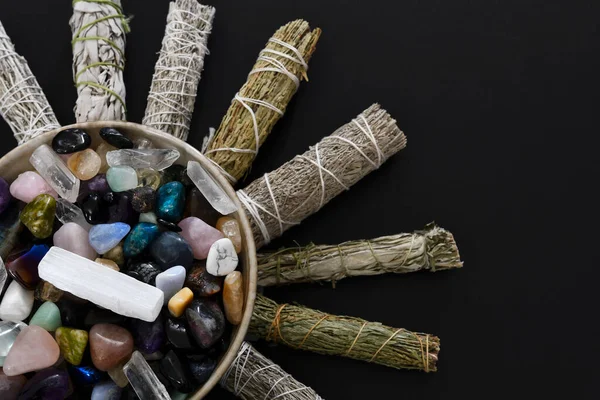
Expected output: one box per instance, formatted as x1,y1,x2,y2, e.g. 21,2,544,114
0,127,244,399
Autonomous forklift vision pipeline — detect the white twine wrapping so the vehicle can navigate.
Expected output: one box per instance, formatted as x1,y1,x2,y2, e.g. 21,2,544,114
142,0,215,141
0,21,60,145
71,0,129,122
236,104,407,248
222,342,324,400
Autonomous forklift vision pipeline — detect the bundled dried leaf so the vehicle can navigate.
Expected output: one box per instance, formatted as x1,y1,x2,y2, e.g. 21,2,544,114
0,21,60,145
71,0,129,122
237,104,407,249
257,224,463,286
205,19,321,182
221,342,324,400
143,0,215,141
250,294,439,372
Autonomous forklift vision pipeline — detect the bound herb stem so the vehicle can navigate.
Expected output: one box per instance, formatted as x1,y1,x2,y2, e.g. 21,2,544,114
257,224,463,286
249,294,440,372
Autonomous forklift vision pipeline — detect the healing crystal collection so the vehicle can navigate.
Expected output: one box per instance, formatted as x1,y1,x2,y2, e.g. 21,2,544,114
0,127,244,398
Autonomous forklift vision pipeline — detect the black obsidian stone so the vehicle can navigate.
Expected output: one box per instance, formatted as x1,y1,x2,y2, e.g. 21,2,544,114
99,127,133,149
165,317,196,350
157,218,182,232
187,354,217,385
160,350,195,393
52,128,92,154
80,193,109,225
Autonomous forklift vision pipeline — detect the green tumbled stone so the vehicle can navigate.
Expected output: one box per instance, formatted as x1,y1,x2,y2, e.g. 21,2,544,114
55,327,89,366
19,194,56,238
29,301,62,331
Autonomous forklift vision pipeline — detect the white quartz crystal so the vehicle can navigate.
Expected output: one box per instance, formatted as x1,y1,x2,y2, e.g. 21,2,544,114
187,160,237,214
29,144,81,203
56,199,92,231
38,247,164,322
0,281,34,322
106,149,180,171
124,351,170,400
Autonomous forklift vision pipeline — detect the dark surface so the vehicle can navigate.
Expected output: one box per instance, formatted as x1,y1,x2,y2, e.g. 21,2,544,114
1,1,598,398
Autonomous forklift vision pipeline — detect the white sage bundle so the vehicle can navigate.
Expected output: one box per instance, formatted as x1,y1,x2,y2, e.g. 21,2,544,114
0,21,60,145
237,104,407,249
142,0,215,141
71,0,129,122
257,224,463,286
221,342,324,400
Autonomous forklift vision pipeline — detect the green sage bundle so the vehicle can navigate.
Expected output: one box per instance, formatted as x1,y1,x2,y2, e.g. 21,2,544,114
0,21,60,145
71,0,129,122
221,342,324,400
204,20,321,183
142,0,215,141
257,224,462,286
237,104,406,249
249,294,439,372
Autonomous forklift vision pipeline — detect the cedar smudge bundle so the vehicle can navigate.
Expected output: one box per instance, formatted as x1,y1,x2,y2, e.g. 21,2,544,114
71,0,129,122
237,104,406,249
249,294,439,372
204,19,321,182
143,0,215,141
257,224,463,286
0,21,60,145
222,342,324,400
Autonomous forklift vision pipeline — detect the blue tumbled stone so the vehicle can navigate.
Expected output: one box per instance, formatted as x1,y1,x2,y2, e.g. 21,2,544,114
88,222,131,254
91,380,122,400
155,181,185,223
68,364,104,386
123,222,161,258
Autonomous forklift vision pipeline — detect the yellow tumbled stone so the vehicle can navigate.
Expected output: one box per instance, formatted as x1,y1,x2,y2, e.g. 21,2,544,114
95,258,120,271
168,287,194,318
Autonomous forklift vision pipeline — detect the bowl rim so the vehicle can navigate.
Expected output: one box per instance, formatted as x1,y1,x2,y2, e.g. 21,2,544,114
0,121,257,399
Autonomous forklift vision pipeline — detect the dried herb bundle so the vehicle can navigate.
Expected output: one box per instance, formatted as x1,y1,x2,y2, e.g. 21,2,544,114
221,342,324,400
71,0,129,122
249,294,439,372
257,224,463,286
0,21,60,145
204,20,321,182
237,104,406,249
142,0,215,141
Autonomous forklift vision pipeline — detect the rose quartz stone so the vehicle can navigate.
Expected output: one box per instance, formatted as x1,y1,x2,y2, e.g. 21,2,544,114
53,223,97,260
2,325,60,376
178,217,224,260
9,171,58,203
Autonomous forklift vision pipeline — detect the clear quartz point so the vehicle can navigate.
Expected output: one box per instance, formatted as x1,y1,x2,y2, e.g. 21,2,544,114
0,256,7,294
106,149,180,171
38,247,163,322
29,144,80,203
56,199,92,231
123,351,170,400
186,161,237,215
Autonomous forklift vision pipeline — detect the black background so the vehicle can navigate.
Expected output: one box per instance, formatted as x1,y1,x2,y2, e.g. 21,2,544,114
1,0,599,398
